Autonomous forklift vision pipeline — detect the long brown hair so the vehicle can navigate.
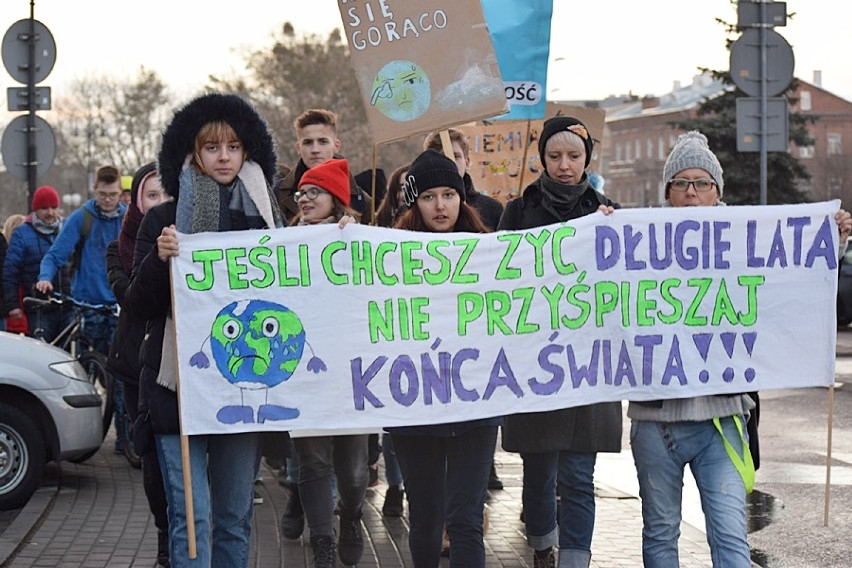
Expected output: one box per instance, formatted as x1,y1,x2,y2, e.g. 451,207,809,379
394,200,489,233
375,163,409,228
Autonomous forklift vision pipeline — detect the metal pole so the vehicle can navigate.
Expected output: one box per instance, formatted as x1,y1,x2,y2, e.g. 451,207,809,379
759,0,768,205
26,0,37,204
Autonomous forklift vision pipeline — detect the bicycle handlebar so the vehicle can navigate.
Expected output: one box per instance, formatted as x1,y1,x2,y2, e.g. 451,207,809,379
23,293,118,316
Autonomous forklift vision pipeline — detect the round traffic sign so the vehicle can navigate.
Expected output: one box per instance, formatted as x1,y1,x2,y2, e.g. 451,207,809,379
729,28,794,97
1,114,56,181
2,19,56,84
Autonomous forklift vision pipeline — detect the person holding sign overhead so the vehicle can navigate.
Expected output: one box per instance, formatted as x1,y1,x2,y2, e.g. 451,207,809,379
123,92,285,566
629,130,852,567
498,116,621,568
388,148,498,568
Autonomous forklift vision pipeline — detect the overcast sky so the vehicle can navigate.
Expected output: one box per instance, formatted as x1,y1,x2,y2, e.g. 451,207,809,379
2,0,850,114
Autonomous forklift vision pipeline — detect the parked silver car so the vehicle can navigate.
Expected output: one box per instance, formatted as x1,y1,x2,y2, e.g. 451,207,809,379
0,331,104,510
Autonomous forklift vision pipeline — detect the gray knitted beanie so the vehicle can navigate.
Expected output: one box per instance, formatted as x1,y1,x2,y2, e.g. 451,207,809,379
663,131,723,197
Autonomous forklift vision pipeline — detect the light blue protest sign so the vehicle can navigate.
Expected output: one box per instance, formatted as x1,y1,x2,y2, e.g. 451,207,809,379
482,0,553,120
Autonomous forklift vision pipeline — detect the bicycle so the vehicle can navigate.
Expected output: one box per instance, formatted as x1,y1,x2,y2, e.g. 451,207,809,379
23,293,118,462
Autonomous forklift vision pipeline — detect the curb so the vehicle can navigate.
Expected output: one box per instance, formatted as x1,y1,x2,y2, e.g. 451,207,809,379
0,483,57,565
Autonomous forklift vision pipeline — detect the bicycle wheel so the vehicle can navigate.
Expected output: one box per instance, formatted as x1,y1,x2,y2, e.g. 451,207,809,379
78,351,114,441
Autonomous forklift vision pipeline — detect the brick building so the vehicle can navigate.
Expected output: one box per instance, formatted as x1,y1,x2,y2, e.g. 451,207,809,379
586,73,852,208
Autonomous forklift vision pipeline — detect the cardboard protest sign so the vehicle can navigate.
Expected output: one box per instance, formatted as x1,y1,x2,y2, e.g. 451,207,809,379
481,0,553,120
459,103,606,203
170,201,840,435
339,0,508,144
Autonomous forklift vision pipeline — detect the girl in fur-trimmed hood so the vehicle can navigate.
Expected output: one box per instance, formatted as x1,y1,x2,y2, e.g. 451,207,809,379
124,92,283,566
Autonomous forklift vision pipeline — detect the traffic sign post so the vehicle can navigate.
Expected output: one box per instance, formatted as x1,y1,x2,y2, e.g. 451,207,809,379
730,1,793,205
1,11,57,202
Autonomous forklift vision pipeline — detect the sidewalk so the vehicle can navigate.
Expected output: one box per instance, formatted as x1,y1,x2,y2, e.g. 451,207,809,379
0,416,717,567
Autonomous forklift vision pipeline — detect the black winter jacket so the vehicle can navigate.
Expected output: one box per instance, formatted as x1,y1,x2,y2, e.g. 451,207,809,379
106,240,146,385
123,201,179,434
497,176,623,454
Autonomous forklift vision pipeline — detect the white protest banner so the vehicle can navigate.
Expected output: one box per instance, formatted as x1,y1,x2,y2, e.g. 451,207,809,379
171,201,840,435
339,0,508,144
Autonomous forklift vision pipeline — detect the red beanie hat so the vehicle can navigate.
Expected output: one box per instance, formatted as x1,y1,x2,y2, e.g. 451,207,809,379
298,158,351,206
32,185,60,210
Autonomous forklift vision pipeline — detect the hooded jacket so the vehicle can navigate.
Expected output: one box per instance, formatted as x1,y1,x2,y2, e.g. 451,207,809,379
38,199,126,305
124,93,279,435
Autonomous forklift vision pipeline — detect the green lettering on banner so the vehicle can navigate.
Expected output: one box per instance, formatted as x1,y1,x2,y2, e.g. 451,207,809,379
186,249,223,291
495,233,522,280
352,240,374,286
400,241,424,285
552,226,578,275
322,242,347,285
513,287,539,334
424,240,451,285
524,229,550,277
636,280,658,326
451,238,479,284
457,292,484,336
248,238,274,289
658,279,683,324
737,275,765,326
375,242,399,285
225,248,248,290
563,272,591,330
595,281,619,327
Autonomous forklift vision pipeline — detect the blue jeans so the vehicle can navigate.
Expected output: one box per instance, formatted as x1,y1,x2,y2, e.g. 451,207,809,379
80,306,117,355
294,435,367,537
382,432,404,486
630,418,751,568
392,426,497,568
156,432,262,567
28,308,74,344
521,450,596,561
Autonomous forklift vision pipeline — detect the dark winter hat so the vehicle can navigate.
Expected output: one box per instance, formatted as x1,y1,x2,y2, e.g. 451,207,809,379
157,93,277,199
32,185,59,210
663,131,724,198
129,162,158,209
299,158,351,206
402,149,465,207
538,116,594,168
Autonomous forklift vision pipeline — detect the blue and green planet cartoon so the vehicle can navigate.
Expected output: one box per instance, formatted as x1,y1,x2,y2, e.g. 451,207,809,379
189,299,326,424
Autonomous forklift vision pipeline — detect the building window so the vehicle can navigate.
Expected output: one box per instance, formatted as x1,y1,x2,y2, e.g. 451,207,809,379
647,139,653,159
828,133,842,155
658,136,665,160
829,177,843,198
800,91,812,111
635,140,641,160
625,142,631,161
615,143,622,162
799,145,815,159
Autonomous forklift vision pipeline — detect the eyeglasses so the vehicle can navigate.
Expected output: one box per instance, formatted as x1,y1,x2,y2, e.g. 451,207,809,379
294,187,328,201
669,178,716,192
96,191,122,200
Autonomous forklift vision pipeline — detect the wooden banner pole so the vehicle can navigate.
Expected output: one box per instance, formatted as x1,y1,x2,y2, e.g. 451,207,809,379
517,120,532,196
824,383,835,527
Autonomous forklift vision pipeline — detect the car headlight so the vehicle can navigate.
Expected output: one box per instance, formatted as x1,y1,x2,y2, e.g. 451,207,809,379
50,360,89,382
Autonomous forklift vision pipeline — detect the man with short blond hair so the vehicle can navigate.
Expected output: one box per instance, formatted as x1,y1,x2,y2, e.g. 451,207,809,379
277,108,373,223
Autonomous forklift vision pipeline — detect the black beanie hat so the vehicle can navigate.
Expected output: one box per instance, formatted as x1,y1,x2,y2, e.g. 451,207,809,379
402,149,466,206
538,116,594,168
